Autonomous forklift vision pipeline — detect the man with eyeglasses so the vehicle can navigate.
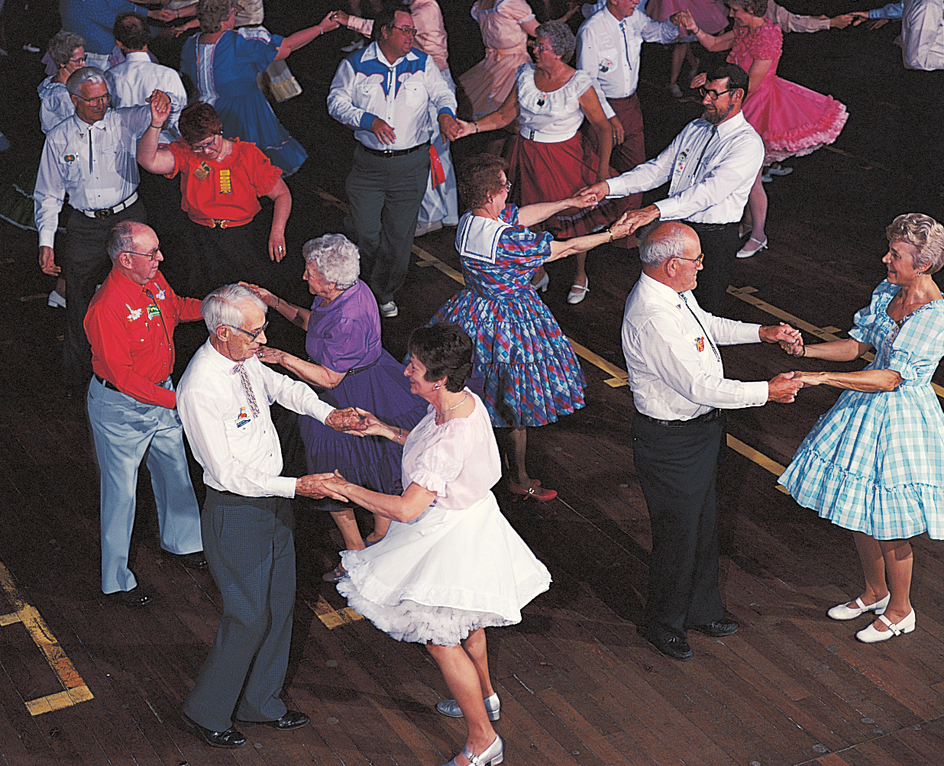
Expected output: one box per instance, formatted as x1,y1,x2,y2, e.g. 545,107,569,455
35,66,154,394
175,284,363,749
84,221,206,608
622,221,802,661
328,4,459,319
581,63,763,314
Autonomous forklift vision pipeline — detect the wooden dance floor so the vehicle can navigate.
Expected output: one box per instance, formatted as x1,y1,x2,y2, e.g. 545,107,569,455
1,2,943,764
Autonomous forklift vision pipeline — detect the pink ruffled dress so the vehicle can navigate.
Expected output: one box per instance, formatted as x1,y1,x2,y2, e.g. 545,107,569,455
728,21,848,164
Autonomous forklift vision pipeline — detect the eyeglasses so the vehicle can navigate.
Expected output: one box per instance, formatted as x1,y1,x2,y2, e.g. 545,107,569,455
67,53,87,65
190,133,222,153
500,181,512,192
228,320,269,341
675,252,705,264
124,247,162,261
391,25,417,36
76,93,109,106
699,87,732,101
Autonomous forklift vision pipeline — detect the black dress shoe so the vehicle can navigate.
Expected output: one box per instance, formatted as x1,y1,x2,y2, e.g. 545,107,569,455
237,710,310,730
184,715,246,749
689,618,739,637
167,551,207,570
107,586,153,607
644,632,694,661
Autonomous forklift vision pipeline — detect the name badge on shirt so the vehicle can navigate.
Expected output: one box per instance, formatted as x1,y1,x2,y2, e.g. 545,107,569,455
695,336,706,353
675,150,688,177
236,406,252,428
146,303,160,320
193,161,211,181
599,59,613,73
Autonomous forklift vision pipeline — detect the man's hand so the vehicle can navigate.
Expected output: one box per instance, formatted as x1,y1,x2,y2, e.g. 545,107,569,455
759,322,801,346
608,116,625,145
767,371,802,403
296,472,348,500
147,89,171,127
616,204,661,234
439,114,461,141
689,71,707,90
576,180,611,206
370,117,396,144
829,13,854,28
326,407,368,433
39,246,59,276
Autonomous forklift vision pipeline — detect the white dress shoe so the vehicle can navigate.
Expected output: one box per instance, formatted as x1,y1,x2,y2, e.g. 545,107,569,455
856,609,915,643
436,693,500,721
567,278,589,304
415,219,443,237
47,290,66,308
532,272,549,293
379,301,398,318
442,735,503,766
736,236,768,258
827,593,890,621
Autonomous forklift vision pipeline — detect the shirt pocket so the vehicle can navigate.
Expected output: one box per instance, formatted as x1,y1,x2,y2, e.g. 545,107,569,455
400,80,427,107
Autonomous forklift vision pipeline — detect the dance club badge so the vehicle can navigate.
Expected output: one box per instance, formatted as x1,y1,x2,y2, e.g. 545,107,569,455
695,336,706,353
236,407,252,428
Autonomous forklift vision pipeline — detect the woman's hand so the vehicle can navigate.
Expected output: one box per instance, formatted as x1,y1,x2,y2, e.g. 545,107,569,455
792,371,821,387
451,119,479,140
608,215,634,241
689,71,707,91
319,12,341,33
326,407,369,433
675,10,699,34
147,89,172,127
351,407,398,438
332,10,350,26
779,337,805,356
320,470,355,499
575,181,609,206
268,230,287,262
255,346,286,366
238,280,276,307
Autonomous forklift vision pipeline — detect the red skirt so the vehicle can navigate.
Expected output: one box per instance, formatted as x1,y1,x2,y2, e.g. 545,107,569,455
506,132,631,240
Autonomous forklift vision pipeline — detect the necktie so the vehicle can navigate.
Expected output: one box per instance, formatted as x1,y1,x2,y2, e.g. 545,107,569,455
233,362,260,418
681,293,721,364
88,129,93,173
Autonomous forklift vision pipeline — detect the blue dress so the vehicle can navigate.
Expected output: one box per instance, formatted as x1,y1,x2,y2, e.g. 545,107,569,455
298,280,427,511
181,28,307,176
431,205,585,428
779,281,944,540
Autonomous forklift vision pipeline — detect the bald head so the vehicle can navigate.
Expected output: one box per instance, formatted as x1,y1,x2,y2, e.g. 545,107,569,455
640,222,703,293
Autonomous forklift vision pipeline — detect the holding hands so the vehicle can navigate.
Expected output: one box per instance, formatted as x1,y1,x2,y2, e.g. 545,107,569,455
296,472,349,500
674,10,699,35
325,407,369,433
147,89,172,127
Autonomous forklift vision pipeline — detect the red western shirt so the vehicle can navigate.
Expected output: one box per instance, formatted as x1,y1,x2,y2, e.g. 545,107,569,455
85,269,202,408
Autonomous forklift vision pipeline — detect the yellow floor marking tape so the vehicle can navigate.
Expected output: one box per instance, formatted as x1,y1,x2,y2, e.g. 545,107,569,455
308,595,364,630
0,562,93,715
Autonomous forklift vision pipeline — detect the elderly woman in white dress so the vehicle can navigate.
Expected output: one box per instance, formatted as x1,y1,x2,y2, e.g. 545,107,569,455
323,323,550,766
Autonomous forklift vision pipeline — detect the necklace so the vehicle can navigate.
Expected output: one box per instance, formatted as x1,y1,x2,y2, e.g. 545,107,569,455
437,392,468,420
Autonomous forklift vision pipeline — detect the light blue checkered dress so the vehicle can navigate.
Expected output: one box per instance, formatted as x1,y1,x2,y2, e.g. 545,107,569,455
779,281,944,540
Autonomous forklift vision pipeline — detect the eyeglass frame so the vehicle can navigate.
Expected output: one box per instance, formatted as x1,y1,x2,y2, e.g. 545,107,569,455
390,24,417,36
75,93,110,106
124,247,162,261
227,320,269,341
674,252,705,265
189,132,223,153
698,86,733,101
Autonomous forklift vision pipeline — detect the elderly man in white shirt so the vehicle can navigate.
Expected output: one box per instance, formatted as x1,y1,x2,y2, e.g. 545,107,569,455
577,0,680,210
622,221,801,661
106,12,187,142
582,62,763,315
35,66,152,392
327,5,459,319
176,284,362,749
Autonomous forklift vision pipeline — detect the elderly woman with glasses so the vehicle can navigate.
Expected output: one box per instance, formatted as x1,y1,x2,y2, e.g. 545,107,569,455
137,95,291,296
428,154,631,501
779,214,944,644
243,234,427,581
454,20,629,305
180,0,339,176
677,0,847,258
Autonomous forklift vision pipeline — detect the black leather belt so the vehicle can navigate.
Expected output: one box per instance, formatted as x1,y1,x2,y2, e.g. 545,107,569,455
94,374,119,391
346,358,379,376
682,221,737,232
636,409,721,428
359,141,428,158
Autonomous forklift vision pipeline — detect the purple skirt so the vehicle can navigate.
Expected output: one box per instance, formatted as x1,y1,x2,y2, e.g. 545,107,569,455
299,349,428,511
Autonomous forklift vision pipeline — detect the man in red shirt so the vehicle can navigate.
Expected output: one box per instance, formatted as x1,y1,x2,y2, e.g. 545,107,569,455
85,220,206,606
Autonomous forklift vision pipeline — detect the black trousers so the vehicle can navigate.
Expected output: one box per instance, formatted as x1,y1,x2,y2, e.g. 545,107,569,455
632,412,726,640
686,221,741,316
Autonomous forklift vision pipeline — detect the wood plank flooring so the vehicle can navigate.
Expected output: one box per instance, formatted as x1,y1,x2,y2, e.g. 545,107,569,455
1,2,944,764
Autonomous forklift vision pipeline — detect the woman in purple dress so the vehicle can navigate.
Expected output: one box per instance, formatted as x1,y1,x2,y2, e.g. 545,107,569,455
247,234,427,580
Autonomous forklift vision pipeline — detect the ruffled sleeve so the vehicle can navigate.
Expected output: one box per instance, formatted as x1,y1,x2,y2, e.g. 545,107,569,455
407,422,469,496
748,22,783,60
888,304,944,383
500,0,537,23
234,27,281,71
566,68,593,100
849,280,896,346
496,205,552,267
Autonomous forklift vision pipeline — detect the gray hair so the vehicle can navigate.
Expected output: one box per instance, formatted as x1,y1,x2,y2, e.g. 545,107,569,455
197,0,239,32
66,66,107,96
639,223,690,266
886,213,944,275
48,31,86,67
302,234,360,290
536,21,576,62
202,284,267,335
105,220,139,261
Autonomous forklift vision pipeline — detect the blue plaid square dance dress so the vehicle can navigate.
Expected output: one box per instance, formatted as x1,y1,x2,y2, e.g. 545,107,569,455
431,204,585,428
779,281,944,540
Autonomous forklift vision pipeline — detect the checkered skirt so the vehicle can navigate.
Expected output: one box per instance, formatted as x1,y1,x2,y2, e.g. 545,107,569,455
779,281,944,540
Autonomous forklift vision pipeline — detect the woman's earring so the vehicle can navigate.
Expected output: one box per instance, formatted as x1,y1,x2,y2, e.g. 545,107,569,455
434,384,441,390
